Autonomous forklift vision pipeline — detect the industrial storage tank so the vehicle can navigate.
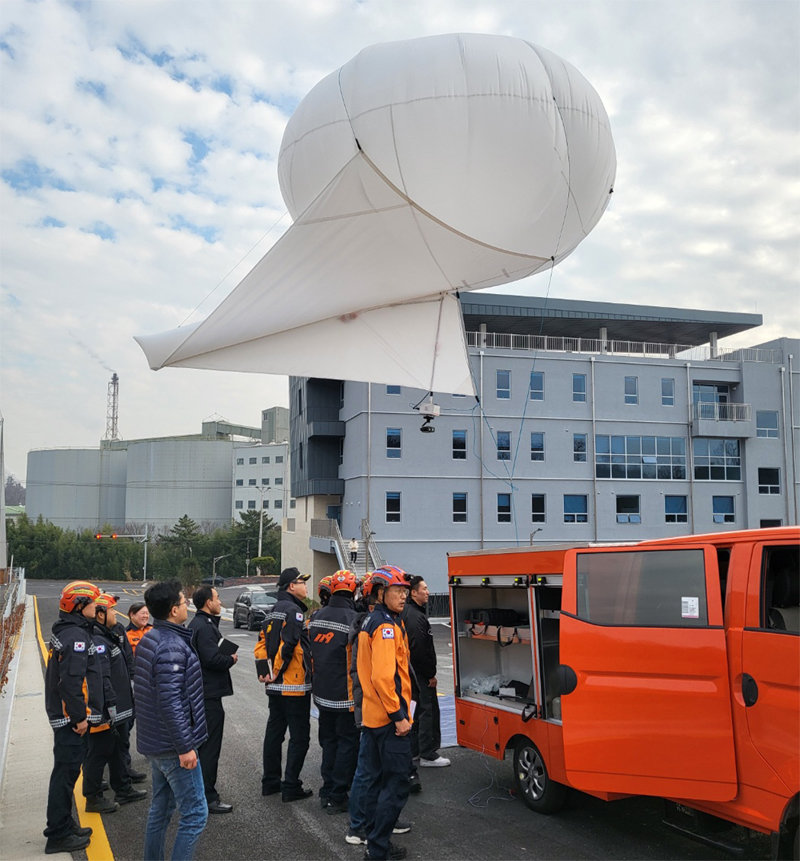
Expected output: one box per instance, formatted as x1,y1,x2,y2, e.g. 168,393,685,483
125,438,234,532
26,447,126,531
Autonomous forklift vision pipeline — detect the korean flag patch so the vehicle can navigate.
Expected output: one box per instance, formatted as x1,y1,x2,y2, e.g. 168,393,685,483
73,641,86,652
296,612,304,622
382,627,395,640
95,644,106,654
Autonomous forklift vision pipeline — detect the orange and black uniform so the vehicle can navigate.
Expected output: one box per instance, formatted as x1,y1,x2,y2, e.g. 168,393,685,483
254,590,312,795
43,611,103,842
355,602,413,858
125,621,152,654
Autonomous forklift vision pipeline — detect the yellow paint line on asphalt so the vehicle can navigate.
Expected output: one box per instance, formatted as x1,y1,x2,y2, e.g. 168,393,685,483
33,595,116,861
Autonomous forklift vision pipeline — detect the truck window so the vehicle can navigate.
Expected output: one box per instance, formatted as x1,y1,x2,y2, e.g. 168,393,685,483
762,545,800,633
576,548,708,627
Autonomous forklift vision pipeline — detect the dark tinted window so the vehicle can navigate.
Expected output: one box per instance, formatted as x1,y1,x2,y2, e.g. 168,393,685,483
576,548,708,627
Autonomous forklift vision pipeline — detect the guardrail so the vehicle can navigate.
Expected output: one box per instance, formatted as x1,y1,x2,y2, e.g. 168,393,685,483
1,568,26,694
692,402,752,422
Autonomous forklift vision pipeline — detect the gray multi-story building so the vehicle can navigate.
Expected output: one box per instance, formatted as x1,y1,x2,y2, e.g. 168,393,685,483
287,293,799,593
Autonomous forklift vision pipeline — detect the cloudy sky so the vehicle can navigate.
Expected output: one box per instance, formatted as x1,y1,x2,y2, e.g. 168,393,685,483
1,0,798,482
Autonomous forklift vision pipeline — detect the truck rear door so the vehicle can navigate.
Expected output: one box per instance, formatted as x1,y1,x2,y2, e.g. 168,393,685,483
559,544,737,801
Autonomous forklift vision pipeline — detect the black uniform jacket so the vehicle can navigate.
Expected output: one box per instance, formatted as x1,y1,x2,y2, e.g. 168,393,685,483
188,610,235,699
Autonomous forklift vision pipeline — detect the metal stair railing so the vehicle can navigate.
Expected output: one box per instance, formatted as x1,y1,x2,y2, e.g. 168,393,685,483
361,519,386,570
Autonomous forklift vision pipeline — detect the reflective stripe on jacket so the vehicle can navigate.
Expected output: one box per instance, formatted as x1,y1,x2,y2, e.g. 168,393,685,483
310,593,358,710
356,603,412,729
254,591,311,696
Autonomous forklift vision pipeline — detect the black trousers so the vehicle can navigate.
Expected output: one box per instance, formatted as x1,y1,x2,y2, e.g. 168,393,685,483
318,708,360,802
410,682,442,762
262,693,310,793
83,725,131,797
116,717,133,773
44,726,87,840
198,697,225,802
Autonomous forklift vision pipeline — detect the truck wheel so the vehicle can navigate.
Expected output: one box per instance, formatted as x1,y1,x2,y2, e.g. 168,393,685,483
513,739,567,814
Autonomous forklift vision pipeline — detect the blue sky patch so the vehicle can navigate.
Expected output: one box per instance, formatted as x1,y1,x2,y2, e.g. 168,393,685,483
2,159,75,192
76,79,108,101
81,221,116,241
169,215,218,243
183,131,210,165
41,216,66,228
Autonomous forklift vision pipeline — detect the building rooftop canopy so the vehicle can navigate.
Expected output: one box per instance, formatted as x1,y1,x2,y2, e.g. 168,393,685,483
460,292,762,346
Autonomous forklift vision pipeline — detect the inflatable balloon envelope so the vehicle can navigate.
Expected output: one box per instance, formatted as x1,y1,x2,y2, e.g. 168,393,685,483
136,33,616,396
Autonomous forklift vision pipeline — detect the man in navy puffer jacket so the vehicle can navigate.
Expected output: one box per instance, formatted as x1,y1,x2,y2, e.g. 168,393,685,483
134,580,208,861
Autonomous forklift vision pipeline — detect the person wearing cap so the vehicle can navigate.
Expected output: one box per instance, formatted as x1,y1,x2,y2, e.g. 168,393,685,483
309,570,360,814
83,593,148,813
354,565,414,861
43,580,102,855
254,566,314,802
188,585,237,814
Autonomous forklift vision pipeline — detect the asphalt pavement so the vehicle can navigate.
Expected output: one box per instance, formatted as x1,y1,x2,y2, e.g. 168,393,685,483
2,581,763,861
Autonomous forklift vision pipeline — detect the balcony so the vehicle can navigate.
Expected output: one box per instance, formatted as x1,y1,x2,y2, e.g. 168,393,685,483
691,402,754,438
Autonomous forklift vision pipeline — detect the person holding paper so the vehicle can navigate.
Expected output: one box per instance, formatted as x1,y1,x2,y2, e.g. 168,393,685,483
188,586,237,814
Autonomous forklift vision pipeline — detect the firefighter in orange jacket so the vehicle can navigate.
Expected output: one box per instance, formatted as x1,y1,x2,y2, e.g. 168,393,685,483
254,567,313,802
355,565,413,861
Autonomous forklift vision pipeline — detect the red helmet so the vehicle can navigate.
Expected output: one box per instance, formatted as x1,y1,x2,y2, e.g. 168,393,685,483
370,565,411,591
95,593,119,610
318,575,333,598
330,570,357,593
59,581,101,613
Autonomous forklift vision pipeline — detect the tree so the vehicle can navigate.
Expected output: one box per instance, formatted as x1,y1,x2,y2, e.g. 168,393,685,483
4,474,25,505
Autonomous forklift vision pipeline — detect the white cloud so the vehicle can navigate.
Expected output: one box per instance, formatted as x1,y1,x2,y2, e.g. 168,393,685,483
1,0,798,481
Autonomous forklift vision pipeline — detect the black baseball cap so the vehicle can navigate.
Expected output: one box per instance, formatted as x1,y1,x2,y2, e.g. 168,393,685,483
278,567,311,590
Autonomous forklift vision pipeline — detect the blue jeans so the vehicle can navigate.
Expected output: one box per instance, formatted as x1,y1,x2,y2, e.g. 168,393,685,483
144,754,208,861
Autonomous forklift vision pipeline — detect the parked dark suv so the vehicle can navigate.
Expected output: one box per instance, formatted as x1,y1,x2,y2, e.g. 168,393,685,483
233,588,278,630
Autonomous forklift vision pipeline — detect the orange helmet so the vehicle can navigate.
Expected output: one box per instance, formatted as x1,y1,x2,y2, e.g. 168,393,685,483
318,575,333,598
330,570,357,593
95,593,119,609
370,565,411,591
59,581,101,613
361,573,375,598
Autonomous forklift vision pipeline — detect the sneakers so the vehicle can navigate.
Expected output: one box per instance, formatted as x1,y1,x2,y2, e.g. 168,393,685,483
346,828,367,845
45,833,91,855
419,755,450,767
324,798,349,815
84,795,119,814
408,772,422,794
115,787,147,805
392,819,412,834
365,843,407,860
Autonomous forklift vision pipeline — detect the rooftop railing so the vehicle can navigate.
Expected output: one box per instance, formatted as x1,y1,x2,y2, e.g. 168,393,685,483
692,402,752,423
466,332,780,363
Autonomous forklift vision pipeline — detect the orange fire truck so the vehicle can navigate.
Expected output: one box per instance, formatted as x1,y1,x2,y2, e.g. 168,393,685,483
448,526,799,858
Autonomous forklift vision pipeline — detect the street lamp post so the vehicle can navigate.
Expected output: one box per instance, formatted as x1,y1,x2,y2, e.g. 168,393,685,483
212,554,230,582
256,486,271,575
529,528,542,545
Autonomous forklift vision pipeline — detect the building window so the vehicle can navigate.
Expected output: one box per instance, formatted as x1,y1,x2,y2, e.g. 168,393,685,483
452,492,467,523
596,435,686,480
624,376,639,405
262,478,269,485
452,430,467,460
386,385,401,395
497,431,511,461
248,478,256,486
497,493,511,523
298,442,303,470
262,499,269,509
276,456,284,464
530,432,544,462
712,496,735,524
235,500,243,509
247,500,256,509
275,477,283,485
564,494,588,523
661,378,675,406
531,494,545,523
572,373,586,402
297,388,303,415
274,499,283,509
290,499,296,509
386,492,401,523
496,369,511,399
760,519,782,527
386,428,402,458
693,439,741,481
249,457,257,464
758,468,780,494
262,456,270,464
529,371,544,401
616,495,641,523
235,479,243,487
236,457,244,465
573,433,587,462
756,410,779,438
665,495,688,523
